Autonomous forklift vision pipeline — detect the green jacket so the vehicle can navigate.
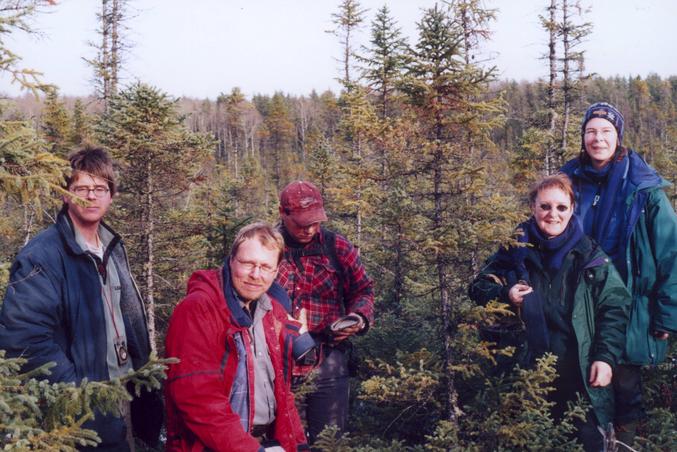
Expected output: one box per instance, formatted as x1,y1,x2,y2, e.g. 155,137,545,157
563,150,677,365
623,186,677,364
470,236,631,426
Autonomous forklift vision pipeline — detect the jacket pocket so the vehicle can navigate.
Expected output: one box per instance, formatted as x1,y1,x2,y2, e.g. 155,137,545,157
648,334,667,365
624,296,651,365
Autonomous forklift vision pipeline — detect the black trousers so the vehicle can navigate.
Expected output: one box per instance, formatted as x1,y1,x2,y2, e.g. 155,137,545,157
613,364,644,424
296,346,350,445
552,364,604,452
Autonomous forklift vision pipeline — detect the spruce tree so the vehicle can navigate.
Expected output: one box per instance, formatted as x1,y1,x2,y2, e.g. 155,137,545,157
0,119,68,252
97,83,213,348
0,351,175,450
328,0,368,88
331,86,379,248
358,5,409,119
261,92,297,190
402,2,506,426
86,0,130,110
215,88,249,172
69,99,93,147
0,0,54,95
40,89,71,157
557,0,591,164
536,0,591,172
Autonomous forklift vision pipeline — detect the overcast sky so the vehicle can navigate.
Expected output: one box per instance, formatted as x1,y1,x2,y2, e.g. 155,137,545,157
1,0,675,99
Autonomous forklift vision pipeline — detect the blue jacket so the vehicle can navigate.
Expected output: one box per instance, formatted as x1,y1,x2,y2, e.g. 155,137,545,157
0,208,159,450
562,150,677,365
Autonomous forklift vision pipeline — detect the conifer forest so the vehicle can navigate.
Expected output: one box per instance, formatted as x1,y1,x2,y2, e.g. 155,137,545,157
1,0,675,450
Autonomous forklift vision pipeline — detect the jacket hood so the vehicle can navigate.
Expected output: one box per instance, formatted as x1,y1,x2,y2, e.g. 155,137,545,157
625,149,667,190
562,148,668,193
185,269,223,307
185,265,291,329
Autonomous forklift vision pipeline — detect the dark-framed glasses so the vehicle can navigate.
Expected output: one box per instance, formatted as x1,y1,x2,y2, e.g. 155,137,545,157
71,185,110,198
539,203,570,212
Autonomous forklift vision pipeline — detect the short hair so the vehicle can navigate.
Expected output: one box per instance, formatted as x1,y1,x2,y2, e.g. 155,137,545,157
528,173,575,207
230,221,285,265
65,147,117,195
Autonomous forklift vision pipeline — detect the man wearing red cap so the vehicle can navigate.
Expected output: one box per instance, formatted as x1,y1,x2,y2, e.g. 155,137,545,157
276,180,375,445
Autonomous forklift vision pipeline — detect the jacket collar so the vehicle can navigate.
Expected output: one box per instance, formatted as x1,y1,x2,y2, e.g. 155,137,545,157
221,261,252,328
220,261,292,327
523,233,592,267
562,148,668,193
56,205,122,261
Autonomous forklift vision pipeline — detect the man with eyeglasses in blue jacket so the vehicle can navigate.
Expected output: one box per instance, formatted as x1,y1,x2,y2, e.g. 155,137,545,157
0,147,161,450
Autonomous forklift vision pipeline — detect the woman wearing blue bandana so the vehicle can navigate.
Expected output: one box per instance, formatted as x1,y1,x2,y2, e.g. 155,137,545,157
561,102,677,448
470,174,631,451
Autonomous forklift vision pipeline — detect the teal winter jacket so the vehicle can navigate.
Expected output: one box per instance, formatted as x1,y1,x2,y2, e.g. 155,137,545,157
562,150,677,365
470,236,631,426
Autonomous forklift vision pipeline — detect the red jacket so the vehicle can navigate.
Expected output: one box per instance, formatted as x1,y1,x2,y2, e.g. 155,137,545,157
164,268,308,451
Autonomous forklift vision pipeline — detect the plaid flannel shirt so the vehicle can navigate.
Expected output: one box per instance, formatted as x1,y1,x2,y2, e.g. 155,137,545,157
276,228,374,375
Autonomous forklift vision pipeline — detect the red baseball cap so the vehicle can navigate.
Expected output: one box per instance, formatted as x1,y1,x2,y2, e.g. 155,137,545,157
279,181,328,226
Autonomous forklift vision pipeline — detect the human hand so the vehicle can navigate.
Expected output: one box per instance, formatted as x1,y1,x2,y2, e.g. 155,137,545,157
288,308,309,335
589,361,612,387
508,283,533,307
652,330,669,340
332,314,364,342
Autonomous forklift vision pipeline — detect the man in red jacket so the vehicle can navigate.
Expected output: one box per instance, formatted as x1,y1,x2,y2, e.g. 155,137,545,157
165,222,314,451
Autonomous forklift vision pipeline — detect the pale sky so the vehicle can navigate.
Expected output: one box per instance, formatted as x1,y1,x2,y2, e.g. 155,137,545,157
1,0,676,99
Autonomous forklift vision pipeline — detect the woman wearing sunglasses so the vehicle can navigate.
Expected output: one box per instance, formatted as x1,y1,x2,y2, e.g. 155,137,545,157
470,173,631,451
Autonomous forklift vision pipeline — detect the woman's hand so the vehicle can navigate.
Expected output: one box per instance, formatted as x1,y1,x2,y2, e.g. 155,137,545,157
652,330,669,340
508,283,533,306
589,361,613,387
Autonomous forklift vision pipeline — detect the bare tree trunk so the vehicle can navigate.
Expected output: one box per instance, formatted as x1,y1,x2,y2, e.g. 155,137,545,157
272,136,281,191
110,0,120,97
355,136,362,249
144,159,156,350
433,110,458,426
460,2,471,66
343,31,351,85
560,0,571,167
331,0,365,88
546,0,558,175
393,222,403,308
22,206,34,246
297,99,309,161
101,0,111,110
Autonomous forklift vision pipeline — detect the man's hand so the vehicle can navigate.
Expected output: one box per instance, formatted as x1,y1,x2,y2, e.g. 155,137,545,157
288,308,309,335
297,308,308,335
508,283,533,307
589,361,613,387
332,314,364,342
